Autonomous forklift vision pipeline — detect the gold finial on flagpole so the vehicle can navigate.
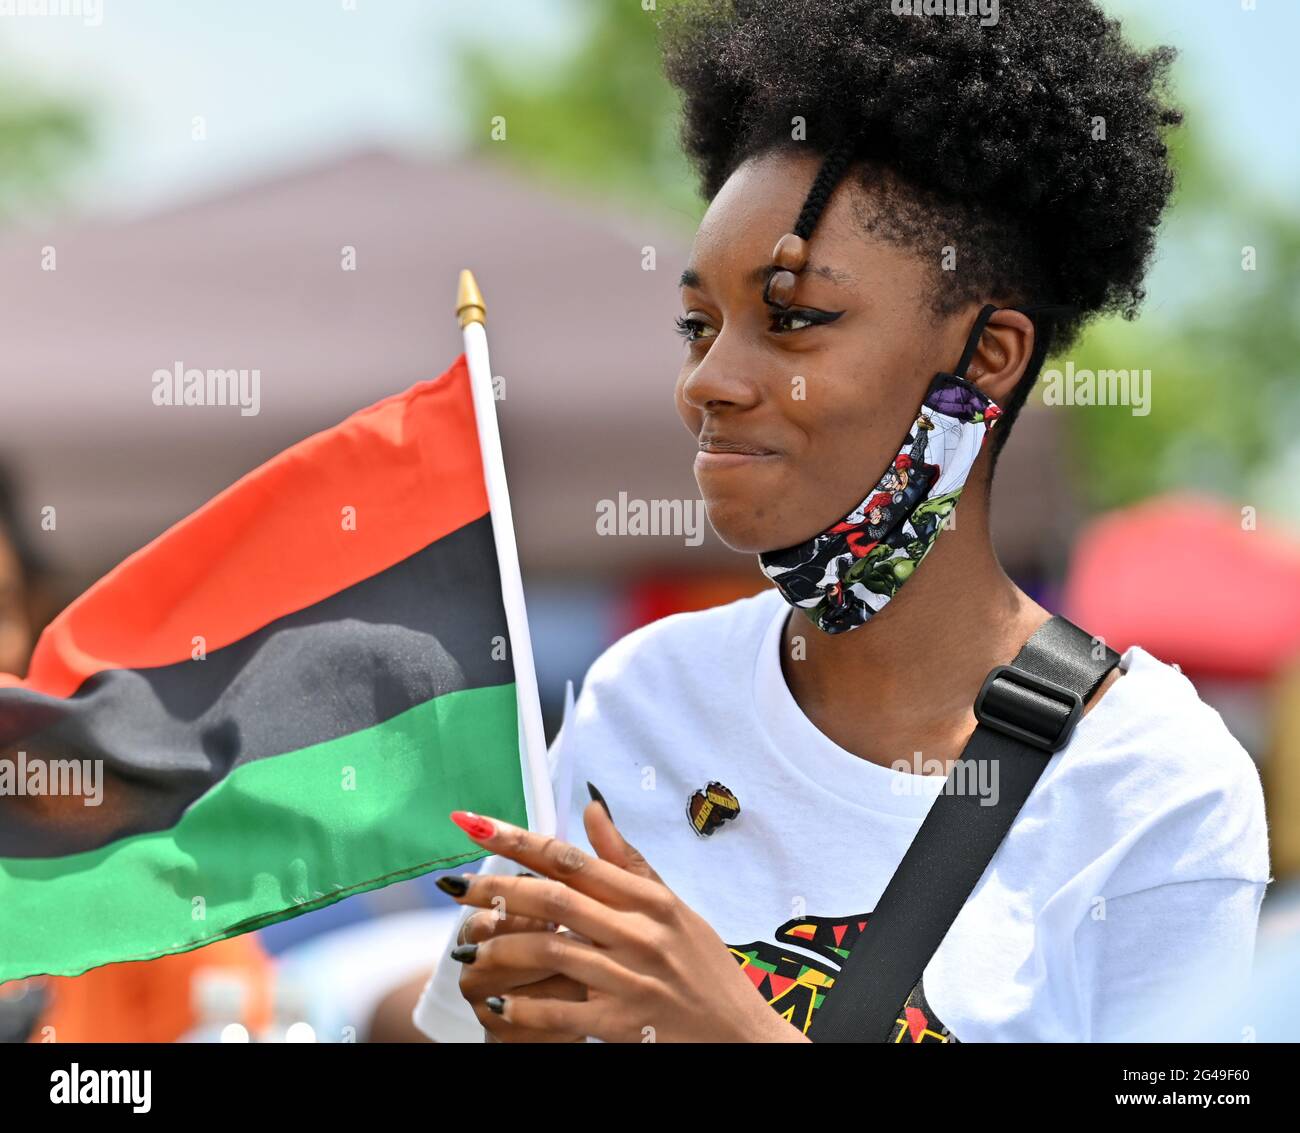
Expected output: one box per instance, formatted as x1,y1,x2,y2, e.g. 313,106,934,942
456,268,486,328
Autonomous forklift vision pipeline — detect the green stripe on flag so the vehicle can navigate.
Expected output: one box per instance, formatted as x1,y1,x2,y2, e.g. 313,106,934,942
0,682,526,982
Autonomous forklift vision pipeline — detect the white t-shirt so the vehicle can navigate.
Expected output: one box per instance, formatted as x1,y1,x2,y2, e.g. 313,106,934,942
414,588,1273,1043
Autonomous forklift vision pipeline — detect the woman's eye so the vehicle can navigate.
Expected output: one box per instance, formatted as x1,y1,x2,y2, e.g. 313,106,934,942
675,315,717,342
769,307,842,334
771,311,816,333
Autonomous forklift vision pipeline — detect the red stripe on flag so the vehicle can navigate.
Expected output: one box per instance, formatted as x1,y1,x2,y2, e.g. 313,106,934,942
8,357,487,698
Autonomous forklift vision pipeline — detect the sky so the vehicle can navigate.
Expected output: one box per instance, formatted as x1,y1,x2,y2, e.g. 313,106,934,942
0,0,575,216
0,0,1295,220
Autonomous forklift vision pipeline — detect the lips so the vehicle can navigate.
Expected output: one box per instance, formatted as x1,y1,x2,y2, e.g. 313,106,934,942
697,435,778,457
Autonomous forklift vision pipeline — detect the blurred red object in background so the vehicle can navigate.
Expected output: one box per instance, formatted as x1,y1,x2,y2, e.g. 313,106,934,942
1064,493,1300,682
619,572,767,638
27,935,273,1043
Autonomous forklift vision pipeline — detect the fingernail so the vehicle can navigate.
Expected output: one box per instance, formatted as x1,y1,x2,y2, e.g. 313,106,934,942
586,781,612,821
450,943,478,964
450,811,496,840
436,875,470,897
486,996,506,1015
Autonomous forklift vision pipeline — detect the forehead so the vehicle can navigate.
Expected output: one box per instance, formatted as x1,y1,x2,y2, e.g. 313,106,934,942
695,150,824,246
684,150,929,298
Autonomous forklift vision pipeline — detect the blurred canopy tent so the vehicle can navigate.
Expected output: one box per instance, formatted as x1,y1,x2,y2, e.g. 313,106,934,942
0,149,1071,590
1063,493,1300,681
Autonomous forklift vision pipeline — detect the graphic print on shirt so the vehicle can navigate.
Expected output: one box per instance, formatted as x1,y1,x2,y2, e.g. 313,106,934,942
728,912,958,1042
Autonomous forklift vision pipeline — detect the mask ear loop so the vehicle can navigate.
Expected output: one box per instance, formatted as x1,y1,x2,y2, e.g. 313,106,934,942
952,303,1000,381
952,302,1082,383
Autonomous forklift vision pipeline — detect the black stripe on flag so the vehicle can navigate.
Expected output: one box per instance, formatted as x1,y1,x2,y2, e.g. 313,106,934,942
0,515,513,858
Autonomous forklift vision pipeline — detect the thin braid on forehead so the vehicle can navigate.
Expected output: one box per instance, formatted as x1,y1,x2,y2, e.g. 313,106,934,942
759,140,863,309
792,141,858,241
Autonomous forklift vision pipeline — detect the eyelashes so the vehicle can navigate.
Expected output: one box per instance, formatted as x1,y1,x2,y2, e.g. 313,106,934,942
675,308,845,342
674,315,713,342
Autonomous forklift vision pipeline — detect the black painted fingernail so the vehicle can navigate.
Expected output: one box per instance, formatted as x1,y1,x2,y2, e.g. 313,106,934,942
486,996,505,1015
586,781,612,821
450,943,478,964
436,875,470,897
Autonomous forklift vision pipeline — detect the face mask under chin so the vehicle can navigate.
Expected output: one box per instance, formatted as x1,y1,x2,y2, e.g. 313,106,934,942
757,309,1004,636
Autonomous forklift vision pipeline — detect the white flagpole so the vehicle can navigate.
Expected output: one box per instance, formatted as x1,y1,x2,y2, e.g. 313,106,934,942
553,679,577,842
457,269,557,837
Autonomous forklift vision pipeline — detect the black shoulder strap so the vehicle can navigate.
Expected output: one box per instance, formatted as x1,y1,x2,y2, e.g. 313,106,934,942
807,615,1120,1043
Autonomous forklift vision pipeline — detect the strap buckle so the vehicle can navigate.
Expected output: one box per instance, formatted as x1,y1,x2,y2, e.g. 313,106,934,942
973,665,1084,753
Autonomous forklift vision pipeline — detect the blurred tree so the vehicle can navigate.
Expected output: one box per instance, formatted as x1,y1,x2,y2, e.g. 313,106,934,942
1059,100,1300,522
451,0,701,226
0,61,93,222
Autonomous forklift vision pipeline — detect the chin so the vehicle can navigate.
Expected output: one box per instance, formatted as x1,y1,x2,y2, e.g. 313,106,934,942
695,459,834,554
700,496,802,555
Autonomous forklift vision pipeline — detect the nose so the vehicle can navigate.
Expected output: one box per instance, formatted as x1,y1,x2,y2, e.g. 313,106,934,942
679,334,763,414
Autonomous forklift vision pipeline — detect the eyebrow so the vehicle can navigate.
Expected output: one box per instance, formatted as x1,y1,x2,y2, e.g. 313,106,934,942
679,262,856,290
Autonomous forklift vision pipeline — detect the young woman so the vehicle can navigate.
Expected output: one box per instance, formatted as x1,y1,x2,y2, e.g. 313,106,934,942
415,0,1270,1043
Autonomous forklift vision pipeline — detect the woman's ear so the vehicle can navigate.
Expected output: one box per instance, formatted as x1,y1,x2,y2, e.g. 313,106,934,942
962,308,1036,405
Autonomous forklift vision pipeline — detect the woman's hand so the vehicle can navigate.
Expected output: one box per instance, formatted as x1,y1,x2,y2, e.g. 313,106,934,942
442,797,809,1043
453,905,588,1043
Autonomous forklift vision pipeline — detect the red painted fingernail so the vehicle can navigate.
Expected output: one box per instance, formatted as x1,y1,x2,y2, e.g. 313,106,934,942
450,811,496,840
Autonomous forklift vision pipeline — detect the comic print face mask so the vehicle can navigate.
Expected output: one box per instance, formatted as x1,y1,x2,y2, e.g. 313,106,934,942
758,304,1004,635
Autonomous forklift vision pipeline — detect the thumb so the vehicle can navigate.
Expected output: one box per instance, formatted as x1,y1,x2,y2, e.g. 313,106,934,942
583,781,663,884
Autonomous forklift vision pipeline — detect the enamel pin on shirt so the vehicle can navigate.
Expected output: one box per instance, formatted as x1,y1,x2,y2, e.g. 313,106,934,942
687,781,740,837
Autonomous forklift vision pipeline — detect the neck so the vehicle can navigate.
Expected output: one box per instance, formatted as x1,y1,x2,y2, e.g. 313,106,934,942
777,458,1050,773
